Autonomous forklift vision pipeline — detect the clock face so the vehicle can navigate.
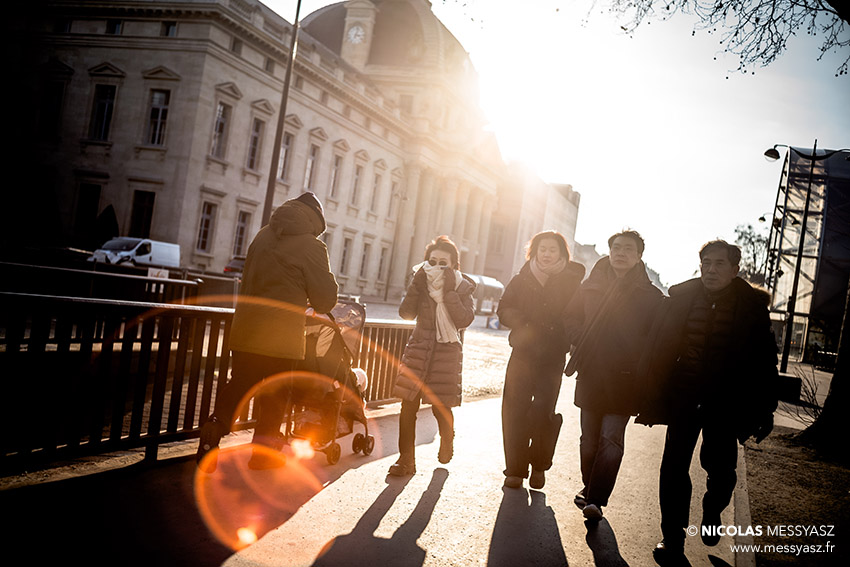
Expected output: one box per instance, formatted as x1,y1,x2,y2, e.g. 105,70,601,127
347,25,365,44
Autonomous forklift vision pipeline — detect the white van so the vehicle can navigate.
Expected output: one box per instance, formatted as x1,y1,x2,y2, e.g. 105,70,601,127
88,237,181,268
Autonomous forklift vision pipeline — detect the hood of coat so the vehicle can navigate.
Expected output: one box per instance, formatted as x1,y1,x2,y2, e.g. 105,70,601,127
584,256,652,289
269,198,326,238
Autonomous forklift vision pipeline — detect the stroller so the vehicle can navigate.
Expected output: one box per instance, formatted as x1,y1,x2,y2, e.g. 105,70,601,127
282,299,374,465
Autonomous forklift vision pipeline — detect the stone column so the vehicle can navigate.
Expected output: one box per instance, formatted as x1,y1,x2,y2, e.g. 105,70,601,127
474,199,494,274
464,188,484,273
410,170,437,271
438,177,459,237
452,180,470,243
388,164,421,299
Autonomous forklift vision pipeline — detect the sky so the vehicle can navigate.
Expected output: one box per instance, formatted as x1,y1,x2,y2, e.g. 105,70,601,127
263,0,849,286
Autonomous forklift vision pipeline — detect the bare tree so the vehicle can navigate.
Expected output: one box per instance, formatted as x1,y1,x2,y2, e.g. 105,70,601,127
600,0,850,76
734,223,768,285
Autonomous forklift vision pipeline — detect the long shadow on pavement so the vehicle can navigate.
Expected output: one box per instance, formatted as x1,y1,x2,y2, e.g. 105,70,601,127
311,468,448,567
488,488,569,567
585,518,629,566
0,454,230,567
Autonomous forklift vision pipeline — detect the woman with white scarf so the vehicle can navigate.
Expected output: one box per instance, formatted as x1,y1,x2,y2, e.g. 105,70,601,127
389,236,476,476
497,231,585,489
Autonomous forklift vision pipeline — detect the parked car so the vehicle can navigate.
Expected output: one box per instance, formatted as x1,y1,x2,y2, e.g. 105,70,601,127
223,255,246,276
88,237,180,268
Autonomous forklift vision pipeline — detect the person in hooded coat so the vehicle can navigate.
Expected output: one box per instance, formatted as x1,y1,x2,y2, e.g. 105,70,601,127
196,192,338,470
498,230,585,490
388,236,476,476
563,230,663,521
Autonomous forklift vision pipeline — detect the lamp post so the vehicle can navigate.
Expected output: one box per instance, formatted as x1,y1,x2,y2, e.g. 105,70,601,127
262,0,303,226
764,141,850,372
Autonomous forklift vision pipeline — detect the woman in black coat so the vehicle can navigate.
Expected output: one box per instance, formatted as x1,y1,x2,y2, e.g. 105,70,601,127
388,236,476,476
498,231,585,490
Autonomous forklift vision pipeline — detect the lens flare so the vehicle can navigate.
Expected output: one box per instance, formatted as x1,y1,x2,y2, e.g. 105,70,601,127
291,438,315,460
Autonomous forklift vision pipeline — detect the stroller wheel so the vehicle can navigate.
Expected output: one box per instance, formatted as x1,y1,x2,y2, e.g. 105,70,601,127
352,433,365,454
326,442,341,465
362,435,375,456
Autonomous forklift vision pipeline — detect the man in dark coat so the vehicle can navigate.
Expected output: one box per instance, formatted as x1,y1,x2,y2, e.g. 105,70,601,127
564,230,663,522
637,240,777,566
196,192,338,471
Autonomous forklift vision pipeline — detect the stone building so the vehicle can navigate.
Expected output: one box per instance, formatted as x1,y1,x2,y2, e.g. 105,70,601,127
10,0,581,301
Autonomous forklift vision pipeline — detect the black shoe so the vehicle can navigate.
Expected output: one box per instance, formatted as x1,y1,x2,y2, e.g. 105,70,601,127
438,430,454,464
248,432,287,470
701,508,722,546
653,541,690,567
196,417,224,472
574,491,587,509
388,459,416,476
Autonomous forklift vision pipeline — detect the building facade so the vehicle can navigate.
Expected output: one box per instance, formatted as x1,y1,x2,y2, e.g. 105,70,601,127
10,0,581,301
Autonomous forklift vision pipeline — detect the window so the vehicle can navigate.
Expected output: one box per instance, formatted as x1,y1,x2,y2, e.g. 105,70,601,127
196,201,218,252
106,20,122,35
129,190,155,238
400,94,413,114
320,91,329,105
264,57,275,73
304,144,319,190
329,154,343,199
340,237,352,274
88,84,116,141
231,37,243,55
146,89,170,146
294,75,304,90
210,102,231,159
359,243,371,279
161,21,177,37
350,165,362,205
321,231,331,248
378,246,389,282
370,173,382,212
233,211,252,256
247,118,265,170
277,132,293,179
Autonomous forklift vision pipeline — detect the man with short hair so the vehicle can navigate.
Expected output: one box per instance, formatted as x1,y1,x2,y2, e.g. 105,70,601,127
564,229,663,521
638,240,778,566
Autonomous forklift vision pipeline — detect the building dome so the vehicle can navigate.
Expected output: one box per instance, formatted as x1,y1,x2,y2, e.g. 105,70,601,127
302,0,473,74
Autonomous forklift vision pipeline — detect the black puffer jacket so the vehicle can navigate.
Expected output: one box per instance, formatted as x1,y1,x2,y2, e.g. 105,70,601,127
636,277,779,442
498,260,585,361
563,257,663,415
392,267,476,407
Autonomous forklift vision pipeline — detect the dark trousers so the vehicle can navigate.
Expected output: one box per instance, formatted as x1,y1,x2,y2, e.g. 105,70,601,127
579,409,630,507
501,353,564,478
398,397,453,460
659,409,739,546
210,351,300,437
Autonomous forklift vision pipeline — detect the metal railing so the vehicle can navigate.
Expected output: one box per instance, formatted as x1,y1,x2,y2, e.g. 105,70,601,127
0,292,412,473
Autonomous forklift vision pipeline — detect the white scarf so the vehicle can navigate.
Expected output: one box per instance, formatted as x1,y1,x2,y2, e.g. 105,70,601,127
414,262,462,343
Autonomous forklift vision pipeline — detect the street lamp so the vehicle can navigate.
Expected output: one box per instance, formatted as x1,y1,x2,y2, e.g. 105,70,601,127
764,141,850,372
262,0,303,226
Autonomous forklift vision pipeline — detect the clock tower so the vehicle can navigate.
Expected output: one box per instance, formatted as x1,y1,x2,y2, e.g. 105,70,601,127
340,0,378,70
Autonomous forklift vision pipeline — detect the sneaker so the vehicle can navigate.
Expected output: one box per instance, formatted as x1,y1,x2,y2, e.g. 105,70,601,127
529,469,545,490
574,491,587,509
438,430,454,464
196,417,224,472
701,508,722,546
583,503,603,522
388,456,416,476
652,541,690,566
503,476,523,489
